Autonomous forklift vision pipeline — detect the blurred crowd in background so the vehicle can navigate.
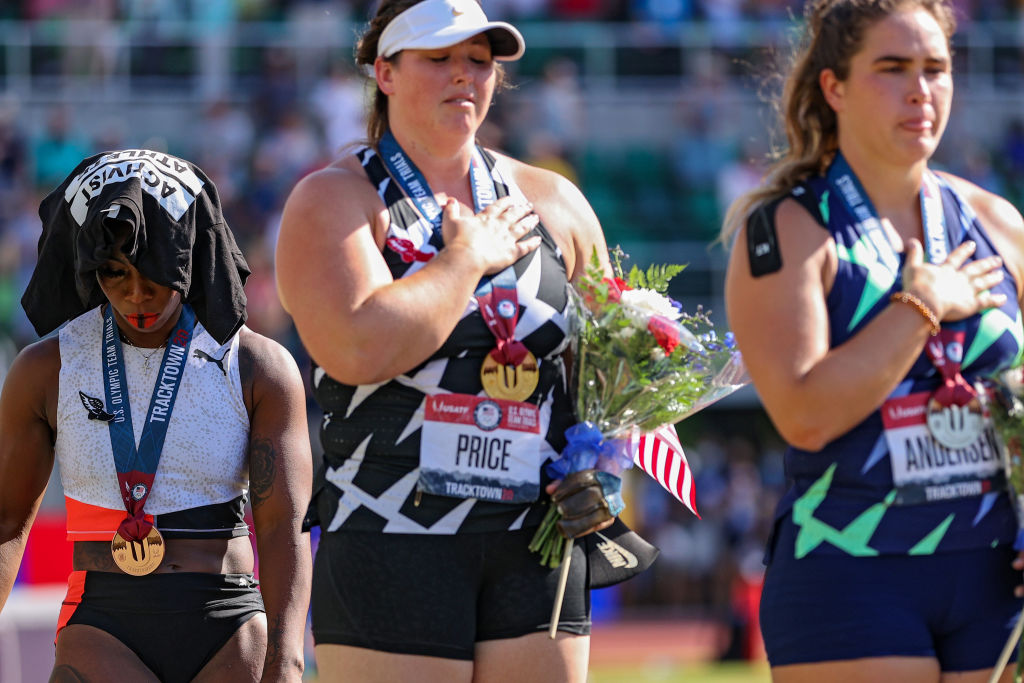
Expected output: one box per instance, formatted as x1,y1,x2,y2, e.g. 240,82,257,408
3,0,1024,659
5,0,1024,26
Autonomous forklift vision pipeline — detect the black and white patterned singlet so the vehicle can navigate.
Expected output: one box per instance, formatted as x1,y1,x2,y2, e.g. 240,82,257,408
310,146,575,535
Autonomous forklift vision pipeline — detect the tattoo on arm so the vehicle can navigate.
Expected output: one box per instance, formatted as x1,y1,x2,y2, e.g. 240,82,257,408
264,613,283,670
249,436,277,510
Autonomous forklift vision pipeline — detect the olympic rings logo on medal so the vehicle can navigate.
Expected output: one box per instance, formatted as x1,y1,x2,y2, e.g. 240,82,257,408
473,400,502,431
131,483,148,501
497,300,516,319
945,341,963,363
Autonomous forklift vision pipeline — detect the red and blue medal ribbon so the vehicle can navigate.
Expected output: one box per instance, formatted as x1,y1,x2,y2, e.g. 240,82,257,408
377,132,528,365
101,304,196,541
476,268,529,365
925,329,977,408
829,152,975,398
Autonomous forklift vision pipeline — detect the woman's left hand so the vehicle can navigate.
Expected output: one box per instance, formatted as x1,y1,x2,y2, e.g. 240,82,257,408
545,471,617,538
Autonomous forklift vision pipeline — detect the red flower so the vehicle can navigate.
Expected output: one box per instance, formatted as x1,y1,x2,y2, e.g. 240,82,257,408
648,315,680,354
603,277,630,303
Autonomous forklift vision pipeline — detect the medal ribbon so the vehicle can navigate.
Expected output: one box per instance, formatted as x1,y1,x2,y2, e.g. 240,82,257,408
477,268,530,365
378,132,528,366
101,304,197,541
827,152,961,278
829,152,977,404
924,329,977,408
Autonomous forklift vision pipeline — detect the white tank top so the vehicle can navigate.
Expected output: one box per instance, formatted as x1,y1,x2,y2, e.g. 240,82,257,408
56,308,250,517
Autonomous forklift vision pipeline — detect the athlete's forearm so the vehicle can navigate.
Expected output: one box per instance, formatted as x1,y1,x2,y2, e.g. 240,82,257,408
0,525,31,612
256,531,311,682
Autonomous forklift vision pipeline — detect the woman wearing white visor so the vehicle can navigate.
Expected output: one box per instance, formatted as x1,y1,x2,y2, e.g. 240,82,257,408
275,0,615,680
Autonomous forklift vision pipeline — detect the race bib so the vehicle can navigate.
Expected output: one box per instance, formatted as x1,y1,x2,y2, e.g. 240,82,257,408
882,391,1005,505
419,394,543,503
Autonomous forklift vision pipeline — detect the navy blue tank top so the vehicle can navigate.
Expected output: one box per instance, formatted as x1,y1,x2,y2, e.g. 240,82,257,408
309,146,576,535
769,170,1021,559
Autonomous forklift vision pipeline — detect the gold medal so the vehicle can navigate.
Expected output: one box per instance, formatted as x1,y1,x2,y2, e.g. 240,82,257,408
480,350,539,402
111,526,165,576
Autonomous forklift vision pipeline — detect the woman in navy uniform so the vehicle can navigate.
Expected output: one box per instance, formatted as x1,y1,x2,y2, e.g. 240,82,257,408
724,1,1024,681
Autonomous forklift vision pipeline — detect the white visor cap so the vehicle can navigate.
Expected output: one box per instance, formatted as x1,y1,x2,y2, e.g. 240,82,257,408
377,0,525,61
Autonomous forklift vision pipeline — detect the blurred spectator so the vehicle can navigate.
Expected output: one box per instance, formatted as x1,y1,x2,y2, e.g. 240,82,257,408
715,140,767,220
523,130,579,184
251,107,323,203
524,58,586,163
193,98,256,203
671,105,733,193
309,60,367,157
30,105,91,191
697,0,744,41
190,0,237,100
0,99,30,225
629,0,694,25
1003,119,1024,179
251,48,302,132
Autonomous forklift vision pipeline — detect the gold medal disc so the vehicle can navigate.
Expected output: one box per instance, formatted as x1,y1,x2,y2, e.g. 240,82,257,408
111,526,165,576
480,350,539,402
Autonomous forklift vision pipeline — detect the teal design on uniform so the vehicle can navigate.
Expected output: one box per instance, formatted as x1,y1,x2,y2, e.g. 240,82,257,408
772,161,1022,559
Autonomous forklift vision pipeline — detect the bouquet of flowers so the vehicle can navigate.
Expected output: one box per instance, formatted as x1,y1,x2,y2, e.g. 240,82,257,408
528,249,748,570
978,368,1024,682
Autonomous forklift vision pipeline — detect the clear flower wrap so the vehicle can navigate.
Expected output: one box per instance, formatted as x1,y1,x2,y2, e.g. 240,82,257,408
528,252,749,568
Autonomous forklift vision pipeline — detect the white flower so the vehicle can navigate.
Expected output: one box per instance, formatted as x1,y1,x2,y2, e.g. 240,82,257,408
650,347,666,361
620,288,681,320
614,326,637,340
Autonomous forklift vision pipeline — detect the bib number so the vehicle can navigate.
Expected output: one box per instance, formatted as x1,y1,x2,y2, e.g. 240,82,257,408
419,394,543,503
882,391,1004,505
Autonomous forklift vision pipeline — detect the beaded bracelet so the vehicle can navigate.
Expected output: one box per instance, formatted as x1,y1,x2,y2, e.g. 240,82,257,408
890,291,940,336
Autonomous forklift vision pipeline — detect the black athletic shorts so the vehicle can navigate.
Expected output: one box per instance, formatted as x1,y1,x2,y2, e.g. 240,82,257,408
311,528,591,660
58,570,265,682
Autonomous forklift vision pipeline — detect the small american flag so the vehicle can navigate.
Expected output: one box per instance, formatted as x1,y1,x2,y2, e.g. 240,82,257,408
634,425,700,518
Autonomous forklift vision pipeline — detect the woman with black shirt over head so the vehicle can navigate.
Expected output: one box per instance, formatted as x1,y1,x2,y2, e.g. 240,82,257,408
0,149,312,682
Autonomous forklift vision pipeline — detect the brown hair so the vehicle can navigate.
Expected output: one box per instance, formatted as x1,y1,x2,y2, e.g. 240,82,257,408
719,0,956,244
354,0,508,147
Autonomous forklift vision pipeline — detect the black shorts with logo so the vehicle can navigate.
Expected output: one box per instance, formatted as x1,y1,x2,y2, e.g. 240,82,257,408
310,528,591,660
59,571,265,682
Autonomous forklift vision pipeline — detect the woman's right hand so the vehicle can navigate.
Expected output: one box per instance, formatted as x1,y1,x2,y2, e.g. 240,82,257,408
441,196,542,275
901,238,1008,322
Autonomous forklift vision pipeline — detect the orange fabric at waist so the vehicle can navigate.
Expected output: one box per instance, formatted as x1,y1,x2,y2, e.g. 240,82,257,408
64,496,149,542
55,570,86,643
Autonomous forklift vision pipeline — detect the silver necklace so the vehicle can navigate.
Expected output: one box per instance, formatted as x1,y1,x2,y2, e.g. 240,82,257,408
121,335,165,371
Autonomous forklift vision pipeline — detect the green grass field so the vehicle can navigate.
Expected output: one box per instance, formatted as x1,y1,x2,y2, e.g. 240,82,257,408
589,661,771,683
301,661,771,682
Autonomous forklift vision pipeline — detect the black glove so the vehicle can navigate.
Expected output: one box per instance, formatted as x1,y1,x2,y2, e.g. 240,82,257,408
551,469,622,539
